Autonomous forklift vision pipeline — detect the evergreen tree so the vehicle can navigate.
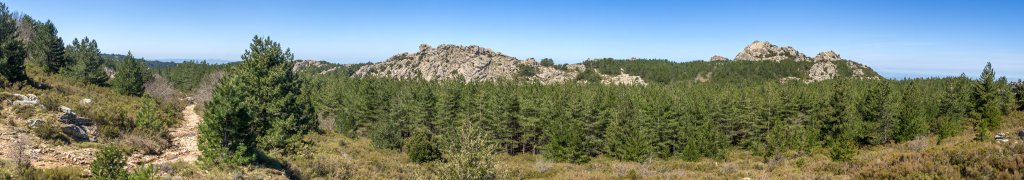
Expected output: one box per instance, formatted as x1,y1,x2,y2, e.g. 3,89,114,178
111,52,149,96
91,146,127,180
973,62,1001,141
65,37,108,84
198,77,258,166
32,20,67,73
541,101,590,163
234,36,315,152
603,101,654,162
134,97,163,133
198,36,314,166
0,3,28,86
822,81,858,161
540,58,555,67
405,128,441,163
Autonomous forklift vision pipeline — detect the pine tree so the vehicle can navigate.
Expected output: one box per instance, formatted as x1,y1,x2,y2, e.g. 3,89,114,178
0,3,28,86
134,97,163,133
198,36,314,166
233,36,315,152
603,101,654,162
973,62,1001,141
198,77,258,166
405,128,441,163
91,146,127,179
33,20,66,73
111,52,149,96
541,99,590,163
822,80,858,161
65,37,108,84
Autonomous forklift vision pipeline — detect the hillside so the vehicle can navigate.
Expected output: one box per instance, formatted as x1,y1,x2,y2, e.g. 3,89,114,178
352,44,645,85
584,41,880,84
349,41,879,85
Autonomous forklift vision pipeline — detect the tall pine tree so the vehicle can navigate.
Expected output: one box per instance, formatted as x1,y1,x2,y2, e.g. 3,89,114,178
973,62,1002,141
198,36,315,166
65,37,108,84
111,52,149,96
33,20,67,73
0,3,28,86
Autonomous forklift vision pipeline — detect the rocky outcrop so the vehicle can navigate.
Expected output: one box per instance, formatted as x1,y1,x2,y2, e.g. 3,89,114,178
600,69,647,85
806,61,838,83
292,60,328,72
709,55,729,61
354,44,589,84
734,41,809,61
355,44,526,82
56,106,96,142
813,51,842,61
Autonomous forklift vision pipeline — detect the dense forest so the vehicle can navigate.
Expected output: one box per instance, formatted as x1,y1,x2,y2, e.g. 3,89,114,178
307,63,1018,164
581,58,880,84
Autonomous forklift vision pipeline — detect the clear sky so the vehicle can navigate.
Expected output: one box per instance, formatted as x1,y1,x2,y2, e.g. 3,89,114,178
4,0,1022,80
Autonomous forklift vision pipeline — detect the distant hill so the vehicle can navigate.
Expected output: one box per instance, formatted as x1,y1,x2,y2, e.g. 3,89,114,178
346,41,880,85
101,53,178,69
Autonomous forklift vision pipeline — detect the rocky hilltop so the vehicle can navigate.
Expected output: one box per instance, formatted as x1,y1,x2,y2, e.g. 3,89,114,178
729,41,879,83
734,41,810,61
353,44,645,85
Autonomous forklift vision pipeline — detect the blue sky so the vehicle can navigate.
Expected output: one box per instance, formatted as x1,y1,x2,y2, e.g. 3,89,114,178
5,0,1022,79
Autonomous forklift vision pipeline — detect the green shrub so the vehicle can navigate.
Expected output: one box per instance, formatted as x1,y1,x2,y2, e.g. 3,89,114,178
32,121,70,144
516,64,537,77
91,146,126,179
405,129,441,163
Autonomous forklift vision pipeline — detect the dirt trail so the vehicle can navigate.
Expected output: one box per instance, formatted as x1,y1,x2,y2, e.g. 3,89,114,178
131,104,201,166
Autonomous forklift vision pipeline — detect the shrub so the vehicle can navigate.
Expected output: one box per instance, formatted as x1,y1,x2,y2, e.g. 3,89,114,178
91,146,127,179
32,121,70,144
516,64,537,77
405,129,441,163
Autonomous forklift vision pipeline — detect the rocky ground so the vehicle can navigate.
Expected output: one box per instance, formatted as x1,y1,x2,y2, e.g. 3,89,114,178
128,104,200,168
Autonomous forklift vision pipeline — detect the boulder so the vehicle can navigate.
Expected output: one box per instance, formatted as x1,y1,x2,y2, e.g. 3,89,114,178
79,98,92,105
11,94,38,106
58,106,73,114
27,118,42,127
61,125,91,142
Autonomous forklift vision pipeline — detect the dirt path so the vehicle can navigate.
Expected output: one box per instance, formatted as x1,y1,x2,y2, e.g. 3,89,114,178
155,104,201,164
130,104,201,166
